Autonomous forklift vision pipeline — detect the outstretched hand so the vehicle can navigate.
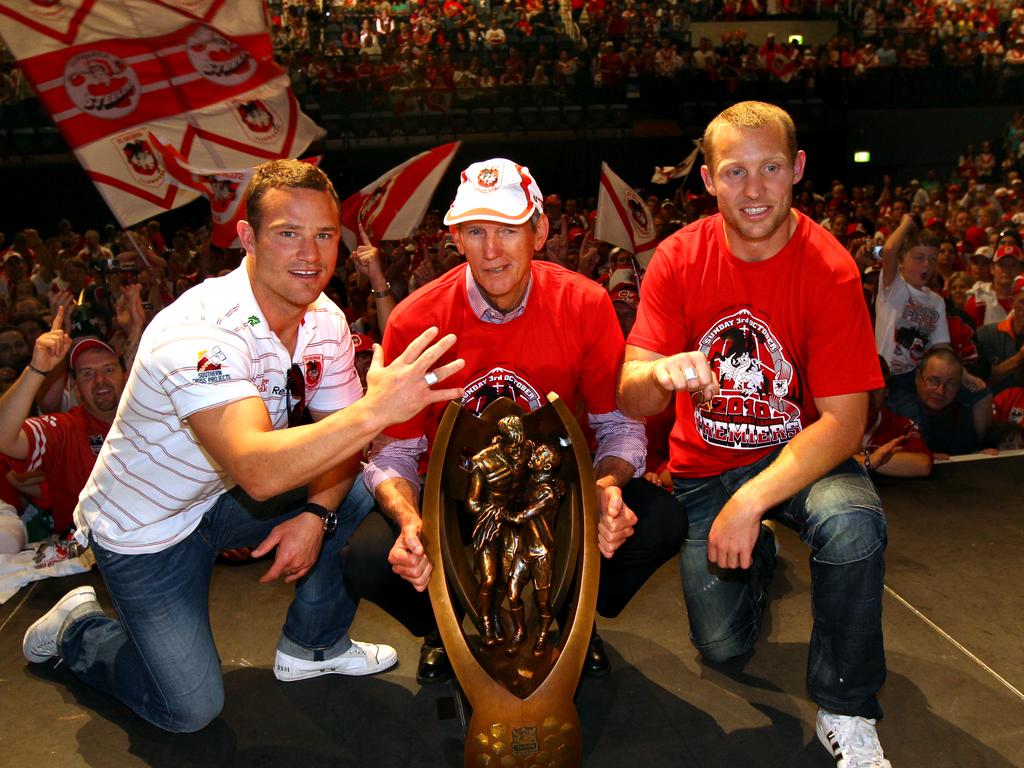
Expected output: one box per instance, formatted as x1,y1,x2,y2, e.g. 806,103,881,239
362,326,465,426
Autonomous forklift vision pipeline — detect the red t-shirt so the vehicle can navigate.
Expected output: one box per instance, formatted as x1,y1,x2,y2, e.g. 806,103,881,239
946,314,978,363
864,407,931,457
629,212,883,477
7,406,111,531
993,387,1024,425
382,262,623,461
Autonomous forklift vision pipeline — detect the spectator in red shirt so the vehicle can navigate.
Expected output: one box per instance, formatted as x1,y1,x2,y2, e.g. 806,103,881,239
859,358,933,478
0,314,127,534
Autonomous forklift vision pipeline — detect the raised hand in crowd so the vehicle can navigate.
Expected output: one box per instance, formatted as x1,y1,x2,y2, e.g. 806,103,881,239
31,305,72,373
411,253,441,289
114,283,147,371
49,289,76,325
577,232,601,277
544,215,569,265
351,220,395,332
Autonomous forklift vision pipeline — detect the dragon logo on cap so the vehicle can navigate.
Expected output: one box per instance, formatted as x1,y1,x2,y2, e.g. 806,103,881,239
476,167,499,190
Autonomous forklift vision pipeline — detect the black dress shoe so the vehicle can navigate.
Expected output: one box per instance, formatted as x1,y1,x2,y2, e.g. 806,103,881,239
583,628,611,677
416,634,453,685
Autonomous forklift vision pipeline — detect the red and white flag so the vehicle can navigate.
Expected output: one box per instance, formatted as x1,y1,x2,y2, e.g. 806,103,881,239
148,131,321,249
595,162,658,267
652,139,702,184
340,142,460,250
0,0,323,227
762,47,797,82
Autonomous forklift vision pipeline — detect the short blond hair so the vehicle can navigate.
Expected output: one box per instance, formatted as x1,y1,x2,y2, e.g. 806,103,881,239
703,101,797,172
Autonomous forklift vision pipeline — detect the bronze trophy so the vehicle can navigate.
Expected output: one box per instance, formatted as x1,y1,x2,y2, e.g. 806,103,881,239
422,394,599,768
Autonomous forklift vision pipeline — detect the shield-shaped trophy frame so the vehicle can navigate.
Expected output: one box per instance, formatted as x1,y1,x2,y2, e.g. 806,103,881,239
422,393,599,768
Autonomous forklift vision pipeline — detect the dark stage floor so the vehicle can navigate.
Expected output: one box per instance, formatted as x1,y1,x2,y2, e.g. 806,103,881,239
2,454,1022,767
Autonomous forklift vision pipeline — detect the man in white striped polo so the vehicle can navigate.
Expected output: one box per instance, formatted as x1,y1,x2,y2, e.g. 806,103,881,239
22,160,464,733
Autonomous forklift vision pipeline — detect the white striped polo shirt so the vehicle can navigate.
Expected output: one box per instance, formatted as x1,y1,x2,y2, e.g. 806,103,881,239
74,259,362,554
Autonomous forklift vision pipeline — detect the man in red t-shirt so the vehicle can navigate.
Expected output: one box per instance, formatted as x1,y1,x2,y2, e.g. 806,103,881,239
0,311,127,535
617,102,891,768
347,158,685,684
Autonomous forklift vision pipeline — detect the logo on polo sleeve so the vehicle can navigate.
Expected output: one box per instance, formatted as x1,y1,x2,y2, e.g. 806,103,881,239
195,346,231,384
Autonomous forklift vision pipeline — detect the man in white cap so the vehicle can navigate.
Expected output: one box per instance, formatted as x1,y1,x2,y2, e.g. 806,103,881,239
347,158,687,684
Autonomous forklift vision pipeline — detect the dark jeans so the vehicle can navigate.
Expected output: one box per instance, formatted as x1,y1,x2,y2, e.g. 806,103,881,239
342,477,688,637
674,449,887,719
60,481,373,733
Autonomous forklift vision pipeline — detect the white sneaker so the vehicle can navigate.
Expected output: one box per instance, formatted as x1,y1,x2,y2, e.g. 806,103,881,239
816,709,892,768
273,641,397,681
23,586,100,663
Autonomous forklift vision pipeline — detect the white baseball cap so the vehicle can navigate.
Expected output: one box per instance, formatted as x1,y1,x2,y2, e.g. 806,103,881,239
443,158,545,226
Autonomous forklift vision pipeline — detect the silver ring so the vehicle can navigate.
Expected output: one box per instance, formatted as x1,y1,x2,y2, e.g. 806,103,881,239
424,371,439,387
683,366,699,382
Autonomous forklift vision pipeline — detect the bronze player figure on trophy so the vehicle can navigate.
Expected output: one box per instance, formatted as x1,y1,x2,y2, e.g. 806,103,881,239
502,443,565,657
465,414,534,647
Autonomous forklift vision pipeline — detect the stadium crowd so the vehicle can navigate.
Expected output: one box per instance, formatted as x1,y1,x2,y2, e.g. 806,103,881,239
258,0,1024,111
8,0,1024,124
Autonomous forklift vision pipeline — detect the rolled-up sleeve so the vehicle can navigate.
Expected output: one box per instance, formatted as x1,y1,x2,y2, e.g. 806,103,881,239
363,433,428,496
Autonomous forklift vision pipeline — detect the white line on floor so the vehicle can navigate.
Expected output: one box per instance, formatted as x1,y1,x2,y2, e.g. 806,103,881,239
884,584,1024,704
0,581,37,635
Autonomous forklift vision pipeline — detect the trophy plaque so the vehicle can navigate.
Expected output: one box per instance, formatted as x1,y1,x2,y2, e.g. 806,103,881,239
422,394,599,768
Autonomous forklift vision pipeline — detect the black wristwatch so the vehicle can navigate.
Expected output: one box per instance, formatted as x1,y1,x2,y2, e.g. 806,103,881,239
371,282,394,299
304,502,337,535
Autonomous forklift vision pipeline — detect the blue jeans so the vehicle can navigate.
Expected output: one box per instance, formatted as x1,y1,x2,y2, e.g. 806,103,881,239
674,450,887,719
59,479,374,733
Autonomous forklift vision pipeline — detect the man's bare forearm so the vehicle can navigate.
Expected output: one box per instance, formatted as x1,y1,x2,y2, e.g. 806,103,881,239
729,398,866,518
617,358,673,418
374,476,421,527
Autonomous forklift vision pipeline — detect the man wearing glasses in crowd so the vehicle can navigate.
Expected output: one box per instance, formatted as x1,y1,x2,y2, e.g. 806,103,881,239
22,160,464,733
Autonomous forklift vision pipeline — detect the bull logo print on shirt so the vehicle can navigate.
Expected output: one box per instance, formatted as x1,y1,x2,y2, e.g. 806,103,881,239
64,51,140,119
461,366,542,416
697,309,801,449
